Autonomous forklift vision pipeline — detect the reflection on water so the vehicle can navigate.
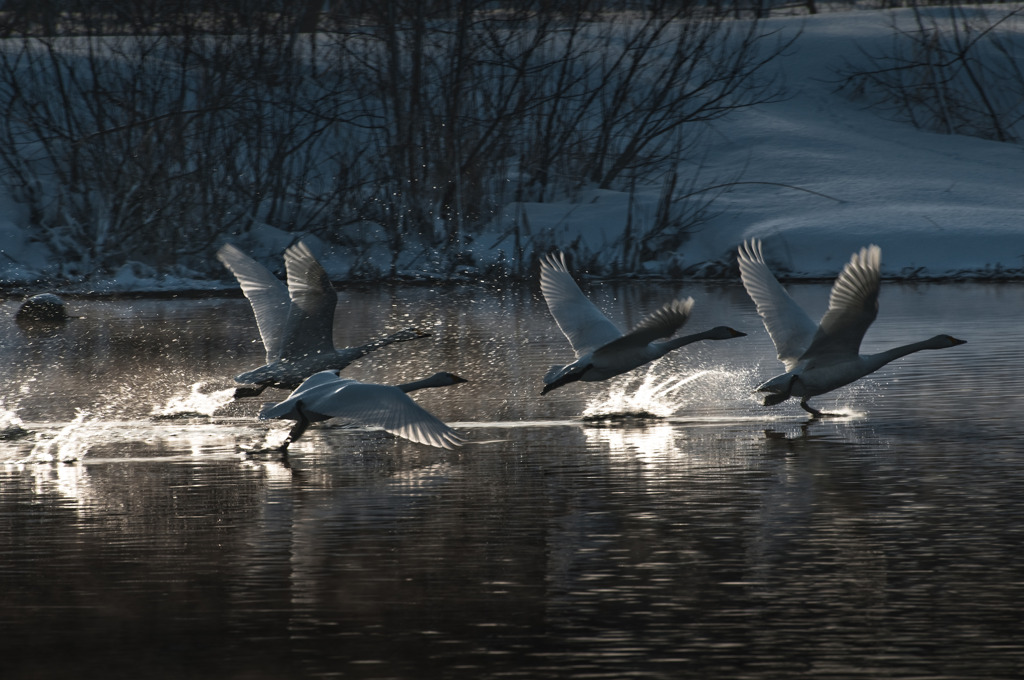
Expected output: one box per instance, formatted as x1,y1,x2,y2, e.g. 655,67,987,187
1,283,1023,679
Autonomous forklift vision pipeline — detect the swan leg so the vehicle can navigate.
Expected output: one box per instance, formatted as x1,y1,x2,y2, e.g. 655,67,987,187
281,415,310,449
800,399,824,417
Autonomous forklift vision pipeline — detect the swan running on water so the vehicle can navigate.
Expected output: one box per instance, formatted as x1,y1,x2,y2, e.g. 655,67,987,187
539,251,746,395
737,239,966,417
218,242,429,397
260,371,468,450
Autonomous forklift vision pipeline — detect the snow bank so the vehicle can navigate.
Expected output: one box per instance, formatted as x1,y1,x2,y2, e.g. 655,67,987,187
1,7,1023,291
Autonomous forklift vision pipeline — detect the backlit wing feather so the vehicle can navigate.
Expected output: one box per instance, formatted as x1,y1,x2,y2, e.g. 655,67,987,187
217,243,290,362
539,251,622,356
737,239,818,371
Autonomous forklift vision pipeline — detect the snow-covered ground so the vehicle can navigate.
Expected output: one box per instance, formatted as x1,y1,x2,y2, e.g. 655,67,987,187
2,7,1023,291
687,7,1024,280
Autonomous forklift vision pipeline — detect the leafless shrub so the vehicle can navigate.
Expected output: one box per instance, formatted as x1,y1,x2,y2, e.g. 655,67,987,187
0,0,791,280
836,4,1024,143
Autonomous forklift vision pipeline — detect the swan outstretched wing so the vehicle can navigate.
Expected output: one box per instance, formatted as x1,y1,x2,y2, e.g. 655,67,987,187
539,252,622,356
279,241,338,358
217,243,291,362
738,239,818,370
596,297,693,354
309,381,464,449
261,372,464,449
802,245,881,361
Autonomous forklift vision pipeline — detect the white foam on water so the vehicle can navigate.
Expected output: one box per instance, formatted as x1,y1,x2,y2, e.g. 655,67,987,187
29,411,94,462
153,382,237,418
0,401,29,440
582,365,758,421
582,371,710,420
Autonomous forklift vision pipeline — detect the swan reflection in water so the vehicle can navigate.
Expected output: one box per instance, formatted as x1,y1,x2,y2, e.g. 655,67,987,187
584,420,680,460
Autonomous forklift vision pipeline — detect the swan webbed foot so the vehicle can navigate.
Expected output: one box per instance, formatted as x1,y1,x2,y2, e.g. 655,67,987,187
800,399,841,418
241,433,294,465
241,440,290,460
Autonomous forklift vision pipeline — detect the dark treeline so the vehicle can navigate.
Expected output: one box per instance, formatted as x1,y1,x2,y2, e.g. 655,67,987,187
0,0,796,281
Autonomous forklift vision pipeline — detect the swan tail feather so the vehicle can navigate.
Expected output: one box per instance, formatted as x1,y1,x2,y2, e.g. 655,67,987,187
755,373,798,407
260,400,295,421
542,362,588,395
762,392,791,406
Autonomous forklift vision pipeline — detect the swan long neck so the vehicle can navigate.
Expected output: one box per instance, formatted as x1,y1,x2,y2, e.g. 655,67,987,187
656,329,725,355
351,327,428,358
864,336,954,371
396,374,455,393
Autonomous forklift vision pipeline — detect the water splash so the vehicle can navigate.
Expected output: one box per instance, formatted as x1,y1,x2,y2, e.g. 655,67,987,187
0,402,30,440
260,427,291,451
30,411,94,462
582,369,715,420
234,423,292,455
153,382,236,418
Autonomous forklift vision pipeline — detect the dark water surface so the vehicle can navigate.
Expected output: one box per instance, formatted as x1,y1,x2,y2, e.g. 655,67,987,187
1,282,1022,679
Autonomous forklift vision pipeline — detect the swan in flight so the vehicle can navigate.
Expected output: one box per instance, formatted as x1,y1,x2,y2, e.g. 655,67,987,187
737,239,966,417
260,370,468,450
218,242,429,397
539,251,746,395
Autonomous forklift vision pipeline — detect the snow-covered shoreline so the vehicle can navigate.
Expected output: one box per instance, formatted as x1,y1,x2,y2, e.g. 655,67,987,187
2,7,1023,293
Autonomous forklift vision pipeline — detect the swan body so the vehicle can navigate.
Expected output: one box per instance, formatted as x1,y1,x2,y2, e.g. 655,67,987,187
539,252,746,395
737,239,966,416
261,371,467,450
218,242,429,396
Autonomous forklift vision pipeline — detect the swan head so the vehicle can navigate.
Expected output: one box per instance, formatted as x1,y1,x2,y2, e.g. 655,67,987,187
432,372,468,386
541,362,589,395
400,327,433,340
705,326,747,340
934,334,966,348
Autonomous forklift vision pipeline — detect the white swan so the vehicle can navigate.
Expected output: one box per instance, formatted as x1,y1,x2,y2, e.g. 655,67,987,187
737,239,966,417
260,370,467,450
539,251,746,395
218,242,429,397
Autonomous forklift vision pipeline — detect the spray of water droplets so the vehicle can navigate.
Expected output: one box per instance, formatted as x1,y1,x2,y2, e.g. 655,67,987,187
153,382,237,418
29,411,95,462
581,363,760,421
0,401,29,441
